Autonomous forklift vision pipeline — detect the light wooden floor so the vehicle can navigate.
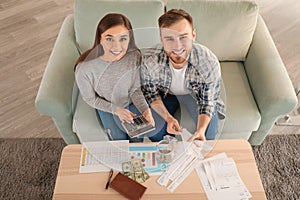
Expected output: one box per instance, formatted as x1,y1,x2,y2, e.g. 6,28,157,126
0,0,299,139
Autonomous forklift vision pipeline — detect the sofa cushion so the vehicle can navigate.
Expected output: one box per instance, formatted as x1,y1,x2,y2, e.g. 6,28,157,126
73,93,109,142
221,62,261,136
74,0,164,53
166,0,258,61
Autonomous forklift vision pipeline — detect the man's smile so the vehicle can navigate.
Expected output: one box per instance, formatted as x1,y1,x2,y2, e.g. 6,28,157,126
171,48,186,56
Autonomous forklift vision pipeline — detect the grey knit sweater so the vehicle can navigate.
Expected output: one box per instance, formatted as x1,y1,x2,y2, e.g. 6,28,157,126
75,51,149,114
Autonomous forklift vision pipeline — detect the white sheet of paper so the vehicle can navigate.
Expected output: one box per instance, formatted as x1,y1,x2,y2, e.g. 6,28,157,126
167,157,200,193
210,157,252,199
195,153,251,200
80,140,130,173
179,128,193,154
157,152,193,186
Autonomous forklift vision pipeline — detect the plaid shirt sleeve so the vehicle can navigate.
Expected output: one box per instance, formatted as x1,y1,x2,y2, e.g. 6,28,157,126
192,45,222,118
197,71,221,118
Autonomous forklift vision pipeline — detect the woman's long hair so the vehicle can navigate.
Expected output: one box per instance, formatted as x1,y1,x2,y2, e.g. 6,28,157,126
74,13,139,69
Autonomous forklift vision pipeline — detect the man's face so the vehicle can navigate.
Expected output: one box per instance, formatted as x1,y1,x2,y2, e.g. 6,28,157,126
160,19,196,68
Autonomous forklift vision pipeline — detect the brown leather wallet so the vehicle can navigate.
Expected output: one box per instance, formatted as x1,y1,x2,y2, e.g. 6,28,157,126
110,172,147,200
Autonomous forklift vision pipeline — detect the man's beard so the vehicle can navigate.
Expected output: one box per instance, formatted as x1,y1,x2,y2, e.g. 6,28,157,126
168,49,189,66
169,54,186,64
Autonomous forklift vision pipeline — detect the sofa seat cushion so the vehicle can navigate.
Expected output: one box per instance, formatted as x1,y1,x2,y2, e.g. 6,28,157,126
221,62,261,134
166,0,258,61
73,93,108,142
74,0,164,53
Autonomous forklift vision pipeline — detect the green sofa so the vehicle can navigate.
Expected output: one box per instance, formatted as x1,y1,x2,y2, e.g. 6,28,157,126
35,0,298,145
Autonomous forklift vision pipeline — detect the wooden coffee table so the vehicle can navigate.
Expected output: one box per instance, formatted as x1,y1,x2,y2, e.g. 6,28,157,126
52,139,267,199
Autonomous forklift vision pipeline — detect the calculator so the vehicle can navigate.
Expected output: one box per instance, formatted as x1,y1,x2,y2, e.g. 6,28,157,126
121,115,155,138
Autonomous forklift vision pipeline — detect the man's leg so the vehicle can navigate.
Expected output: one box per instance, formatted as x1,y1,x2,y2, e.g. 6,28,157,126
148,94,180,142
147,111,167,142
204,112,219,140
177,95,198,125
178,95,219,140
163,94,180,115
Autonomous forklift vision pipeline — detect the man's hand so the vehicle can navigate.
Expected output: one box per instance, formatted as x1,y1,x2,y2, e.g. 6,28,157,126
188,129,206,142
188,114,211,141
166,116,182,134
150,99,181,134
142,108,155,127
114,107,136,123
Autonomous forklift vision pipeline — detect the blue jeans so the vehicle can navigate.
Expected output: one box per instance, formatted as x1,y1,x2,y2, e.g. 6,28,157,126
97,104,143,142
148,94,219,141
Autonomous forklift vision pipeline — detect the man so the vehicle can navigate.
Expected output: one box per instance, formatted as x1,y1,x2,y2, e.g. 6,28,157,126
141,9,225,141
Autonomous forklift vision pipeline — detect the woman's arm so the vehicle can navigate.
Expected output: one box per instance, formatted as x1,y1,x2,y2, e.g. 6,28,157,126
129,65,149,114
130,64,155,126
75,66,114,113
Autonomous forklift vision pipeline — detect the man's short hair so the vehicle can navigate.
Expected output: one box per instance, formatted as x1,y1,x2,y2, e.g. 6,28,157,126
158,9,193,28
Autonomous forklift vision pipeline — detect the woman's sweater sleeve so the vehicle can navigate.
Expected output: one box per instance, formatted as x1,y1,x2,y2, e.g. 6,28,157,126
129,65,149,114
75,66,114,113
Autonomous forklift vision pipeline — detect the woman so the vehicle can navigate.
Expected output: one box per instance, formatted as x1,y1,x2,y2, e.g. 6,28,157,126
75,13,154,142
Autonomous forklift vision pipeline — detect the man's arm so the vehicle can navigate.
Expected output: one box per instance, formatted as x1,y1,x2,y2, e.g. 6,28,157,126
141,51,181,134
191,47,221,141
151,99,181,134
189,114,210,141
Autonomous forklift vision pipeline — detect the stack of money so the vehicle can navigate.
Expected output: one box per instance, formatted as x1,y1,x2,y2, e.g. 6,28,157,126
122,158,150,183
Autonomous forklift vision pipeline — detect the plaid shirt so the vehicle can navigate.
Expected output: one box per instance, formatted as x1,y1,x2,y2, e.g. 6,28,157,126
141,43,225,119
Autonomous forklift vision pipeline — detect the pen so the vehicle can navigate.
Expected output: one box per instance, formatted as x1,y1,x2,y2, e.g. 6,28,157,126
105,168,113,190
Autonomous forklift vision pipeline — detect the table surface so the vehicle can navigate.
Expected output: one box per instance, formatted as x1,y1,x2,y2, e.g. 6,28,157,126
52,139,267,200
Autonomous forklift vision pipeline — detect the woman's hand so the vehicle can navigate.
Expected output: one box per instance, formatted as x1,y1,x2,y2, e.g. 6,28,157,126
142,108,155,127
114,107,136,123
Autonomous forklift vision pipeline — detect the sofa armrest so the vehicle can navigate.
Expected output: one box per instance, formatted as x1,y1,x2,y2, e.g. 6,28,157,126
35,14,80,144
244,15,298,145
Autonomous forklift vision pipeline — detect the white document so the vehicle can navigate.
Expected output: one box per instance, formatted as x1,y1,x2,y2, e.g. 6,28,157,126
196,153,252,200
157,129,214,192
80,140,130,173
162,129,198,179
157,153,193,186
169,154,195,181
179,128,193,154
167,157,200,192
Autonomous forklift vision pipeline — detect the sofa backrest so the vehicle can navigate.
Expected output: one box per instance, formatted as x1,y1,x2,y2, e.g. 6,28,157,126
166,0,258,61
74,0,164,53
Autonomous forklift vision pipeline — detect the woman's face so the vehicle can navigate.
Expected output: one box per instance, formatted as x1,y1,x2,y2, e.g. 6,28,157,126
100,25,130,62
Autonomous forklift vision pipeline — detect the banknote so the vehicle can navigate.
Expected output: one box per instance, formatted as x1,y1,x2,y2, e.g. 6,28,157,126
122,161,134,179
122,158,150,183
122,161,132,173
132,158,143,171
